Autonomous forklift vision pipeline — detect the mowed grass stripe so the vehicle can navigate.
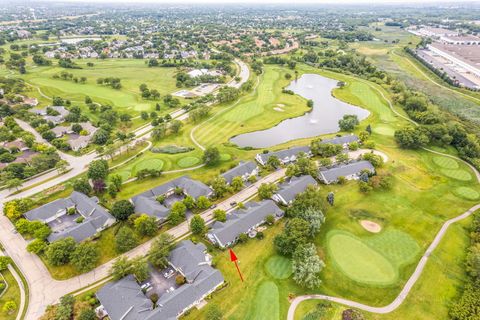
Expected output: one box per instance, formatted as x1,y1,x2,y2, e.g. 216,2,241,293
433,156,459,169
265,255,292,280
245,281,280,320
328,231,398,285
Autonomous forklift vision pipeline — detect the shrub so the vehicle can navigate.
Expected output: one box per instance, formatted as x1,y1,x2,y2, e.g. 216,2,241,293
175,275,186,285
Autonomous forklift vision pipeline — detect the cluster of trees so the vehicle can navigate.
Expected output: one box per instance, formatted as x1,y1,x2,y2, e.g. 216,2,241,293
96,77,121,89
32,54,52,66
321,30,373,42
338,114,359,132
58,58,81,69
175,71,225,88
42,237,100,273
52,71,87,84
392,81,480,169
263,56,296,69
139,83,160,100
274,186,326,288
110,233,172,282
189,104,211,123
449,213,480,319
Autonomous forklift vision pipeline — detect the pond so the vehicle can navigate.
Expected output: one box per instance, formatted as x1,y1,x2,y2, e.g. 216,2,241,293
230,73,370,148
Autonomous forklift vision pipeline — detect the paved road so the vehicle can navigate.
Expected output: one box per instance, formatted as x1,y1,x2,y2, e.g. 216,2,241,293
0,167,285,319
287,80,480,320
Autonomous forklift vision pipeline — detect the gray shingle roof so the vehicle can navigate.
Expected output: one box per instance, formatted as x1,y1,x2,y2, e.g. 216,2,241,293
132,196,170,221
24,191,115,243
169,241,208,281
132,176,212,201
256,146,311,164
321,134,359,145
96,240,224,320
319,160,374,183
275,175,317,203
146,267,223,320
24,198,74,221
221,161,257,184
96,275,153,320
209,200,283,247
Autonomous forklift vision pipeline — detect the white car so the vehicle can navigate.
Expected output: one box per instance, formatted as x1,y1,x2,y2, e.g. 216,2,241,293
141,283,152,291
164,269,174,279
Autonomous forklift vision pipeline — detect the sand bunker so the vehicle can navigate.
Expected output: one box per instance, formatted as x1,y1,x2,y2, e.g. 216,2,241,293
274,107,284,112
277,104,286,107
360,220,382,233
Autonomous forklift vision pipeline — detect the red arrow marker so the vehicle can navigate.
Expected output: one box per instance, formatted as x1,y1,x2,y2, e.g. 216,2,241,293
229,248,244,282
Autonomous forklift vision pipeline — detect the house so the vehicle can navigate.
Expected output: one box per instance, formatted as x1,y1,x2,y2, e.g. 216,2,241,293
96,240,224,320
321,134,359,149
1,139,29,152
29,106,70,125
272,175,317,205
318,160,375,184
24,191,116,243
208,200,284,248
255,146,312,166
131,176,212,222
95,275,153,320
50,122,98,150
221,161,258,185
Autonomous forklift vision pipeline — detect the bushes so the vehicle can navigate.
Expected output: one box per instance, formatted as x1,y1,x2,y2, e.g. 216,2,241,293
150,145,194,154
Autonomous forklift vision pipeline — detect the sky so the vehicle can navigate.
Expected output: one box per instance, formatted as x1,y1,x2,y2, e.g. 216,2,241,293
41,0,480,3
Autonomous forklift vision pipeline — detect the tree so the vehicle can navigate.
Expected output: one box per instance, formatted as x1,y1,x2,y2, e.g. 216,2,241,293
73,178,92,195
338,114,359,131
258,183,278,200
111,200,135,221
394,126,429,149
327,192,334,206
292,243,324,289
2,301,16,315
169,202,186,225
148,233,173,268
55,160,69,174
182,195,196,210
26,238,48,254
115,226,138,253
70,242,100,273
87,159,109,181
78,309,96,320
170,120,183,134
196,196,211,210
6,178,22,191
134,214,157,237
92,128,110,145
110,256,132,280
342,309,365,320
190,215,206,235
362,153,383,168
0,257,11,271
307,99,314,108
230,176,244,191
131,258,150,282
266,156,280,170
211,176,228,198
298,207,325,237
466,243,480,279
203,147,220,166
274,218,310,256
45,237,77,266
213,209,226,222
110,174,123,191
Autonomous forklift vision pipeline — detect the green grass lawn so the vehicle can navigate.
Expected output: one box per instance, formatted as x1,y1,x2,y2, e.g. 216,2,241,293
327,230,398,286
0,269,21,320
265,256,292,280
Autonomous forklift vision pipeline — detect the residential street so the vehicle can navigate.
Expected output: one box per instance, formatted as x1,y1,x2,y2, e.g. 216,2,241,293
0,168,285,320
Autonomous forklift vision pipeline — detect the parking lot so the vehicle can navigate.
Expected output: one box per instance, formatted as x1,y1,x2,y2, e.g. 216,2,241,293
140,265,180,299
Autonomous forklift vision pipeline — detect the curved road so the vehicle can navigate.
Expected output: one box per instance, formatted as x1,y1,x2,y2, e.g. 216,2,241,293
287,80,480,320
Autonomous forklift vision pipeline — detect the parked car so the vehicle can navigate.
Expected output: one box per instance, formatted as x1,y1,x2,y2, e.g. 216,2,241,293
163,269,174,279
210,204,217,209
141,283,152,292
230,201,237,207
